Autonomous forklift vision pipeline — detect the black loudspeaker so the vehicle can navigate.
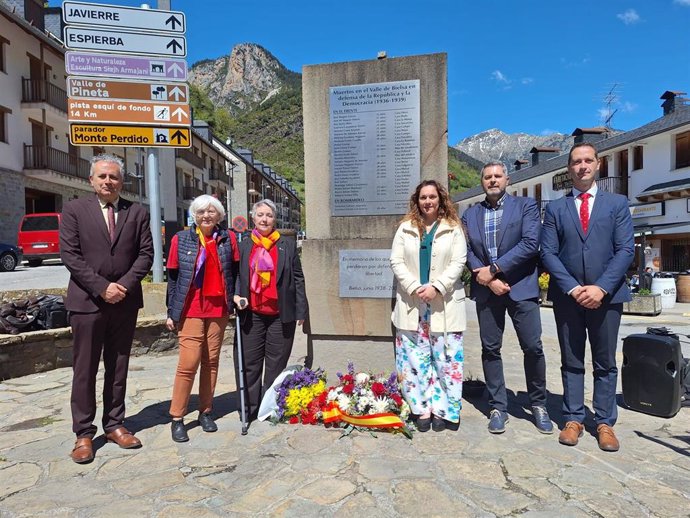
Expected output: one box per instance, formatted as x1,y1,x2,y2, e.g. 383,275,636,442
622,333,683,417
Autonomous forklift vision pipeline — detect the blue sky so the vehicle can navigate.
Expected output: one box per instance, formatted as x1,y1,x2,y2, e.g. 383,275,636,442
53,0,690,144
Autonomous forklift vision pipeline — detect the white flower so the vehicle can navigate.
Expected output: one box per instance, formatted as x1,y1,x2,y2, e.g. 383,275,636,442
372,397,389,413
337,394,351,411
326,389,339,401
355,372,370,384
400,401,411,421
356,395,376,413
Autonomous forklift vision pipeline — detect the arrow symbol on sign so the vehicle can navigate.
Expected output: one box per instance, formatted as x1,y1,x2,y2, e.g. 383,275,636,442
171,130,188,144
167,62,184,77
166,39,183,54
169,86,186,101
172,107,188,122
166,15,181,30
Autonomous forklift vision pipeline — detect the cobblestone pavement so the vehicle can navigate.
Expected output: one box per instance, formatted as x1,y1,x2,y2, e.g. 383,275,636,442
1,303,689,517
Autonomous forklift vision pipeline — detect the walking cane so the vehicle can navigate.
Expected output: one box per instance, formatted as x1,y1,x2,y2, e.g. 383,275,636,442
235,300,249,435
233,228,249,436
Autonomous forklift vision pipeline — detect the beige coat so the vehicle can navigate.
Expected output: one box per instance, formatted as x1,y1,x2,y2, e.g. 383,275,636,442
390,219,467,333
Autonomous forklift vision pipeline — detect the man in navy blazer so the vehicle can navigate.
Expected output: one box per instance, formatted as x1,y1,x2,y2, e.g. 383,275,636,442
541,143,634,452
462,162,552,435
60,154,153,463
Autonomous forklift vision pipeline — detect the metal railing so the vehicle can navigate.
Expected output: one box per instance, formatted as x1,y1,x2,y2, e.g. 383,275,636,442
598,176,629,197
175,148,204,169
208,166,227,182
183,186,204,200
21,78,67,112
23,144,90,179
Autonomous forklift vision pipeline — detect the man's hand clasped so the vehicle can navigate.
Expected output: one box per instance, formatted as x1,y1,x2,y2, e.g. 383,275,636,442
101,282,127,304
571,285,604,309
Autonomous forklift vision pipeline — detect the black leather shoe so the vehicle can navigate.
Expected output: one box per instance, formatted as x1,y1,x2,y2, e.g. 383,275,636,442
199,412,218,433
171,420,189,442
432,415,446,432
416,416,431,433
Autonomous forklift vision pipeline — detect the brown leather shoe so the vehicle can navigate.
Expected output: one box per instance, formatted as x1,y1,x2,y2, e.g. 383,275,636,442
558,421,584,446
105,427,142,449
70,437,94,464
596,424,620,452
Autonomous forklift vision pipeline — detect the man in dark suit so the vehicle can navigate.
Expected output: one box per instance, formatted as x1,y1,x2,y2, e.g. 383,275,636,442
541,143,634,452
462,161,552,435
60,154,153,463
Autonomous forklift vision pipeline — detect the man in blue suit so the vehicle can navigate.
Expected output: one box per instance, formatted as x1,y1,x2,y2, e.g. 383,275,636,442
541,143,634,452
462,162,552,435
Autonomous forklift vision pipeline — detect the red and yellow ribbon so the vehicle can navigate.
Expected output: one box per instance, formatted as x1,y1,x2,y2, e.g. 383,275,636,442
322,404,405,429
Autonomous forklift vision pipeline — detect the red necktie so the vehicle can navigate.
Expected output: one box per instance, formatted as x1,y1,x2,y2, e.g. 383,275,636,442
107,203,116,242
579,193,591,233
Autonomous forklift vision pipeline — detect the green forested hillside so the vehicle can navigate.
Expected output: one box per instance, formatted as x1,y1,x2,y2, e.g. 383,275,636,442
448,146,481,194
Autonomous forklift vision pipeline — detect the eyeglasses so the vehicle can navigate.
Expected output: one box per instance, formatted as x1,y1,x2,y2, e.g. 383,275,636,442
196,209,218,216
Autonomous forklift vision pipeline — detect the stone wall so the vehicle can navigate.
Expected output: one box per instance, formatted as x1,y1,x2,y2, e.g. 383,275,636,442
0,167,25,244
0,283,180,380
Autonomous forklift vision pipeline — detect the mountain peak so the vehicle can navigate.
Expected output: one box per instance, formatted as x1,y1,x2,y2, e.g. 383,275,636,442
456,129,572,168
190,43,300,114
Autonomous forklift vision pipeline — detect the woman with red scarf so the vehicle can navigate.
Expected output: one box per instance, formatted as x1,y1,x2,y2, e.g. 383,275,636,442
234,199,308,423
166,195,238,442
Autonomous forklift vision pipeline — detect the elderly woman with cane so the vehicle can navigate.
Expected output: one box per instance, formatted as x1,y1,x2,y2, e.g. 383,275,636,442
233,199,308,424
166,195,238,442
390,180,467,432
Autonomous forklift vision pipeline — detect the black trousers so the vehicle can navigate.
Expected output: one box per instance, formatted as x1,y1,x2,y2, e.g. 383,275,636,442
236,311,296,417
476,296,547,413
70,305,138,438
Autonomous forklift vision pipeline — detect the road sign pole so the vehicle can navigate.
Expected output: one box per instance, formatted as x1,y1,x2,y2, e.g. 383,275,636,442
143,3,164,283
147,136,164,282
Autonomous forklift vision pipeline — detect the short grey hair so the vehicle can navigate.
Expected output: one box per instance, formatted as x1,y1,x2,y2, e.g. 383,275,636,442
251,198,277,217
481,161,509,177
90,153,124,178
189,194,226,220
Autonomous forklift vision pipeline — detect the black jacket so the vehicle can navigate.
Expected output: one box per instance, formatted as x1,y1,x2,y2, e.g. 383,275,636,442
235,235,308,323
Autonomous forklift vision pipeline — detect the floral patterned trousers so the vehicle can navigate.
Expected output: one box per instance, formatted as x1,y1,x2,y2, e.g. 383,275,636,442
395,310,464,423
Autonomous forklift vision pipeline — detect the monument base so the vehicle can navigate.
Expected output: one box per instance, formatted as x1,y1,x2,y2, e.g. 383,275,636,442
302,238,395,337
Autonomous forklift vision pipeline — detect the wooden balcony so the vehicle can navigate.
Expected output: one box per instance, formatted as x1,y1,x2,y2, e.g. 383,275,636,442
175,148,204,169
183,186,204,200
23,145,90,180
21,78,67,113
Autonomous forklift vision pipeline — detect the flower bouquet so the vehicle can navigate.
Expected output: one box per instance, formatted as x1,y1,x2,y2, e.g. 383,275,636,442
271,366,328,424
322,362,412,438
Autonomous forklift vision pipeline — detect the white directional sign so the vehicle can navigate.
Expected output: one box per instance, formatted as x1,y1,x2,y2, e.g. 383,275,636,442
64,27,187,57
63,1,185,33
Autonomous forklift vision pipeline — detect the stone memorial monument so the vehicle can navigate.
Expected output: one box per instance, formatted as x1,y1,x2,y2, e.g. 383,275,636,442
302,53,448,347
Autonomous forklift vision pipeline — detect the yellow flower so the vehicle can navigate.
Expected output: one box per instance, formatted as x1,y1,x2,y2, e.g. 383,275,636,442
538,273,550,291
284,380,326,416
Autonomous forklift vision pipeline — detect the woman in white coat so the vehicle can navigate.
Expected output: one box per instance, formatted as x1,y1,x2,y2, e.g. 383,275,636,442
391,180,467,432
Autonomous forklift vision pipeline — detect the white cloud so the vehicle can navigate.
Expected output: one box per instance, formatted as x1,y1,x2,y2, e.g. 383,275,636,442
560,56,590,68
491,70,510,84
622,101,638,113
598,107,613,121
674,0,690,6
617,8,641,24
521,77,534,85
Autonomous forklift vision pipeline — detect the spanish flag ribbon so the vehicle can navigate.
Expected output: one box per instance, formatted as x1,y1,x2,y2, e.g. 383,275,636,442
322,404,405,429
